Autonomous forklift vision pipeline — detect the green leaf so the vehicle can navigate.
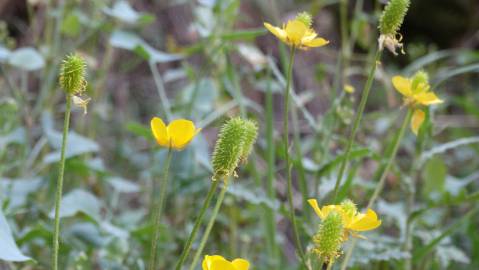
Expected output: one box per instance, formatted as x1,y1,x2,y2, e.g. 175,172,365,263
49,189,102,222
422,156,446,197
43,130,100,164
8,47,45,71
0,177,42,211
107,177,140,193
61,13,81,37
103,1,141,24
0,208,31,262
419,136,479,165
109,30,183,63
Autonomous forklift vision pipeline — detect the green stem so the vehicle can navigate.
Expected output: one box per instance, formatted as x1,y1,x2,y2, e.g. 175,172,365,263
340,108,413,270
189,182,228,270
148,148,174,270
283,46,306,263
331,49,382,203
51,94,72,270
326,261,334,270
175,181,219,270
265,63,279,266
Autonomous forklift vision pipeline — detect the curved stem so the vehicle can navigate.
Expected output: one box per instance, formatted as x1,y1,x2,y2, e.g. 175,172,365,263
331,49,382,203
340,108,413,270
175,180,219,270
51,94,72,270
148,148,174,270
283,46,306,263
189,183,228,270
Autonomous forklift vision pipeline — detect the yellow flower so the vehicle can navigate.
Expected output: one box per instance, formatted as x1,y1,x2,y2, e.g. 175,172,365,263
308,199,381,240
150,117,201,150
202,255,250,270
391,73,443,135
264,12,329,50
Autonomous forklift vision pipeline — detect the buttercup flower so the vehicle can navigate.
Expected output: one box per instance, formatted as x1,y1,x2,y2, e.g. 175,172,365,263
202,255,249,270
308,199,381,240
264,12,329,50
392,71,443,135
150,117,201,150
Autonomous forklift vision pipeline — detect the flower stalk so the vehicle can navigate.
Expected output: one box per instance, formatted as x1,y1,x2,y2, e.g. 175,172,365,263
148,148,174,270
189,183,229,270
51,94,72,270
340,108,413,270
331,49,382,203
174,180,219,270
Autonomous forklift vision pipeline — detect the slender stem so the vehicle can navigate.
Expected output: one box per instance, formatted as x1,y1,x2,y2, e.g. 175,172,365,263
265,62,279,265
189,183,228,270
174,181,219,270
51,94,72,270
326,261,334,270
340,108,413,270
283,46,306,263
148,148,174,270
331,49,382,203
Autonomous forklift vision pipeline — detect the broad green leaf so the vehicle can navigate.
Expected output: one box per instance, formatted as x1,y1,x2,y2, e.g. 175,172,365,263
109,30,183,63
422,156,446,197
107,177,140,193
0,208,31,262
43,130,100,164
8,47,45,71
49,189,102,222
0,177,42,211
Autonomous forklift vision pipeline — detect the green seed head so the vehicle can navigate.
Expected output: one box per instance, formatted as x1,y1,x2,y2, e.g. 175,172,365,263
239,119,258,163
313,211,344,263
59,54,87,95
411,70,429,91
212,118,246,181
340,199,357,217
296,12,313,27
379,0,410,35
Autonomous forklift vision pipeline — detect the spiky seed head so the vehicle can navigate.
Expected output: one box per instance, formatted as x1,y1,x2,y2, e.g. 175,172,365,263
296,12,313,27
212,118,246,181
379,0,410,36
340,199,357,217
239,119,258,164
59,54,87,95
312,211,344,263
411,70,429,91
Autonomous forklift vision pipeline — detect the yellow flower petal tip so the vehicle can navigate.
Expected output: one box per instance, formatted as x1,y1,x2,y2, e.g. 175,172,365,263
391,72,443,110
264,12,329,50
150,117,200,150
202,255,250,270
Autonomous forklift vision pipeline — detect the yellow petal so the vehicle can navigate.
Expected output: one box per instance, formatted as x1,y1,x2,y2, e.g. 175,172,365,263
302,37,329,48
348,209,381,231
411,109,425,135
232,259,250,270
307,199,324,219
202,255,226,270
414,92,443,106
167,119,200,150
392,76,412,97
285,20,307,46
151,117,169,147
264,22,287,43
210,260,236,270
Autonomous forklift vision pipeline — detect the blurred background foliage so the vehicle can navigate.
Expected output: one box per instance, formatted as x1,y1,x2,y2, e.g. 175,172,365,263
0,0,478,269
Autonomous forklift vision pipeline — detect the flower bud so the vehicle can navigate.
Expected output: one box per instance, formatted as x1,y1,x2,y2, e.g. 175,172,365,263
59,54,87,95
312,211,344,263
